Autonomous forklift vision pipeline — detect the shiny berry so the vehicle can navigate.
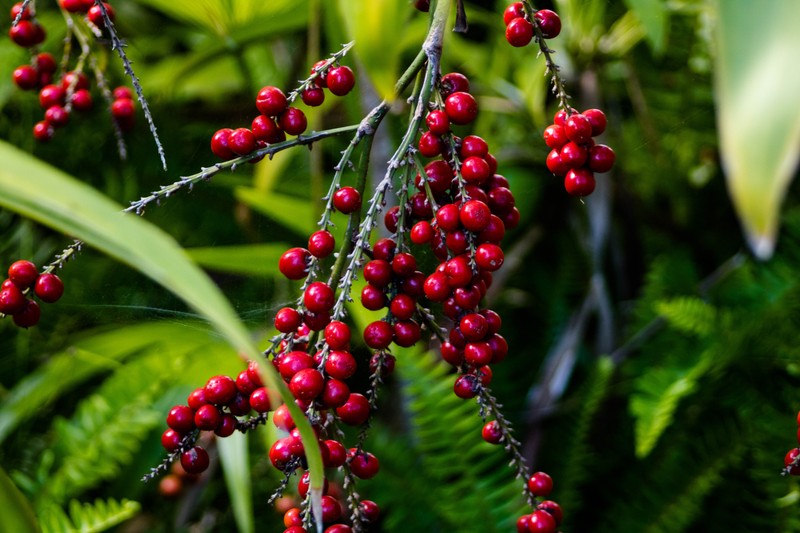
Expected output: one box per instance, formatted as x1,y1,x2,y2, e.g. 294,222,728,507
301,84,325,106
528,509,557,533
167,405,195,433
559,141,588,169
411,221,434,245
205,375,237,404
325,350,357,380
324,321,351,350
289,368,324,401
588,144,616,173
228,128,256,156
393,320,421,347
564,113,592,144
39,85,66,109
70,89,93,112
279,247,311,280
210,128,235,159
360,284,386,310
528,471,553,496
332,186,361,214
60,0,87,13
440,72,470,96
9,20,41,47
279,107,307,136
539,501,563,525
475,243,504,271
45,106,70,128
453,374,480,399
444,91,478,125
12,299,40,328
583,108,607,136
336,392,370,425
363,320,393,349
0,284,26,314
111,98,135,121
348,449,380,479
426,110,450,135
33,273,64,303
543,124,568,149
8,261,38,288
324,439,347,468
546,149,567,176
534,9,562,39
390,293,416,321
12,65,37,90
161,429,183,452
506,17,533,47
459,200,491,232
418,131,442,157
249,387,273,413
181,446,209,474
88,3,115,27
255,86,287,116
304,282,334,313
326,66,355,96
482,420,503,444
461,156,490,184
564,168,596,197
274,307,302,333
11,2,32,20
503,2,525,25
278,351,314,380
194,404,221,431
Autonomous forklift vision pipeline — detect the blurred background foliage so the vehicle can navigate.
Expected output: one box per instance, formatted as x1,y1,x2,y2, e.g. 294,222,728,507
1,0,800,531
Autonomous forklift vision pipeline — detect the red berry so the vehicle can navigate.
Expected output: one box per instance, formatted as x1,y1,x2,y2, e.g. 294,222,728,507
324,321,351,350
167,405,195,433
39,85,66,109
289,368,324,401
436,203,461,232
88,3,115,27
460,313,488,340
588,144,616,173
211,128,235,159
12,299,39,328
410,221,434,245
583,108,607,136
228,128,256,156
506,17,534,47
278,351,314,380
503,2,526,25
360,500,380,523
475,243,504,271
326,66,355,96
546,149,568,176
444,91,478,125
111,98,135,121
11,2,32,20
301,84,325,107
205,375,237,404
45,106,70,128
8,260,38,288
332,186,361,214
279,107,307,136
418,131,442,157
61,71,90,92
256,86,287,116
161,428,183,452
336,393,370,425
461,156,490,184
445,255,474,288
393,320,421,347
33,273,64,303
9,20,42,47
392,252,417,277
460,135,489,158
181,446,210,474
516,514,532,533
0,284,26,314
538,501,563,525
194,404,221,431
453,374,480,399
324,439,347,468
304,282,334,313
12,65,38,90
60,0,87,13
426,110,450,135
249,387,273,413
269,438,294,470
559,141,588,169
528,471,553,497
459,200,491,232
390,293,416,321
564,168,596,197
414,0,430,11
274,307,302,333
70,89,93,112
534,9,562,39
347,448,380,479
372,237,396,260
363,320,393,349
440,72,470,96
418,159,453,195
528,509,557,533
360,284,386,310
543,124,568,149
564,113,593,144
325,350,357,380
279,247,311,280
482,420,503,444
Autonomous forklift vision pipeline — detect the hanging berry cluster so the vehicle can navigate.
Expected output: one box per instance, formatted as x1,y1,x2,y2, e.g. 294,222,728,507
210,49,356,162
8,0,137,143
0,260,63,328
782,410,800,477
501,1,616,197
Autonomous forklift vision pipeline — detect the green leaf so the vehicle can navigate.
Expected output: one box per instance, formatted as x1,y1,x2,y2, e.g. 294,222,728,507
0,465,39,533
622,0,667,54
235,187,314,237
218,432,253,533
630,352,713,457
0,140,323,521
654,297,717,337
187,243,288,276
715,0,800,258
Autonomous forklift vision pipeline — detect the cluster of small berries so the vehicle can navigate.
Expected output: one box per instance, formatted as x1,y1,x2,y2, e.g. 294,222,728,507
503,3,561,47
0,260,63,328
9,2,134,142
210,63,355,161
782,411,800,476
544,108,615,196
8,2,45,48
516,472,563,533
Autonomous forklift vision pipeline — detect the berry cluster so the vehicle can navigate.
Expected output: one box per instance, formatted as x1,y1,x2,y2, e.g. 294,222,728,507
544,108,616,196
504,3,561,47
210,62,355,161
516,472,563,533
9,1,134,142
0,260,63,328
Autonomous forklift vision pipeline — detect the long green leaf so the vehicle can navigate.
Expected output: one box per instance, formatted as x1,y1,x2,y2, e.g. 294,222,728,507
187,243,289,276
0,140,324,526
715,0,800,259
235,187,314,236
0,465,39,533
218,432,253,533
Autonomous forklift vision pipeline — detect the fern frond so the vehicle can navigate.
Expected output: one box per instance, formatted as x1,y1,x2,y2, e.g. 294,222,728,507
39,498,140,533
654,296,717,337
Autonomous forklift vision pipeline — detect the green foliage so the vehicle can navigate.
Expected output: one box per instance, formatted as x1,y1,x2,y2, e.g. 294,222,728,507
38,498,140,533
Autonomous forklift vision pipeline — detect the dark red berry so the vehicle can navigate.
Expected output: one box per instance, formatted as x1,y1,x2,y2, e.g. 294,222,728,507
360,500,380,523
167,405,195,433
426,110,450,135
560,141,588,169
11,2,32,20
360,284,386,310
410,221,434,245
324,321,351,350
324,439,347,468
543,124,568,149
211,128,235,159
475,243,504,271
461,156,491,184
453,374,480,399
588,144,616,173
332,186,361,214
546,149,568,176
289,368,324,401
279,107,307,136
12,65,37,90
390,293,416,321
279,247,311,280
9,20,42,47
187,388,208,409
506,17,534,47
194,404,222,431
88,3,115,28
460,135,489,158
538,500,563,525
528,509,557,533
33,121,54,142
583,108,607,136
363,320,393,349
228,128,256,156
301,84,325,107
348,448,380,479
278,350,314,380
304,282,334,313
418,131,442,157
181,446,210,474
326,66,355,96
336,393,370,425
528,471,554,496
444,91,478,125
39,85,66,109
534,9,561,40
503,2,525,25
111,98,135,122
70,89,93,112
205,375,237,404
249,387,273,413
61,71,90,91
274,307,302,333
8,260,38,288
161,429,183,452
436,203,460,232
393,320,421,347
256,86,288,116
60,0,87,13
45,106,70,128
12,299,40,328
33,273,64,303
564,113,592,144
516,514,532,533
423,272,451,302
414,0,430,12
440,72,470,96
325,349,357,380
482,420,503,444
564,168,596,197
459,200,491,232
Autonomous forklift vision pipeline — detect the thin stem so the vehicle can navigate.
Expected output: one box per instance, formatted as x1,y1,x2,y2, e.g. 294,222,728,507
522,2,572,113
11,0,33,26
